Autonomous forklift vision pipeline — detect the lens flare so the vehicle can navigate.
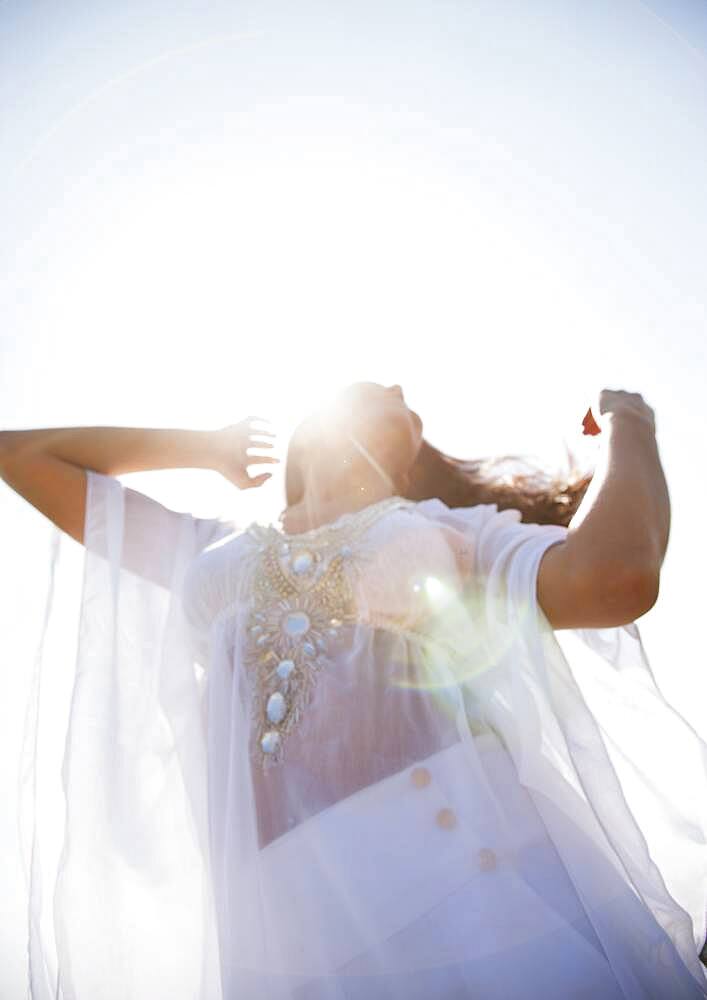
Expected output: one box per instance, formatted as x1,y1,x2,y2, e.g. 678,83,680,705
386,574,523,731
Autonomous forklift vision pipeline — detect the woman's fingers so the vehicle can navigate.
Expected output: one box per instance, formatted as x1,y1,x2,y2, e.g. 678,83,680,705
246,453,280,465
242,471,273,489
583,389,655,436
248,437,275,448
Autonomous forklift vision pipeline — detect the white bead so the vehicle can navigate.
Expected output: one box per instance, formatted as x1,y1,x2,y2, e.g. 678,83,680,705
267,692,287,724
283,611,310,637
302,641,316,657
261,731,281,754
276,658,295,679
292,551,314,575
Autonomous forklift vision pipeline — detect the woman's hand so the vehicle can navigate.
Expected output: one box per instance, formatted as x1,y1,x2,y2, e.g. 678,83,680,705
211,417,279,489
582,389,656,437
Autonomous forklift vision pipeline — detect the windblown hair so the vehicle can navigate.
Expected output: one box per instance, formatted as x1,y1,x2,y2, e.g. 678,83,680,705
285,430,594,529
402,439,594,528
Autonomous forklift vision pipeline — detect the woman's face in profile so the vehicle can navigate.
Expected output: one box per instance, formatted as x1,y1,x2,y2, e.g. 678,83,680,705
328,381,424,480
284,381,424,508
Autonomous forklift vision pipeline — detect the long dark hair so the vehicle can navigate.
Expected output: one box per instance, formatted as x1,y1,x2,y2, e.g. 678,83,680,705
401,439,593,527
285,429,594,528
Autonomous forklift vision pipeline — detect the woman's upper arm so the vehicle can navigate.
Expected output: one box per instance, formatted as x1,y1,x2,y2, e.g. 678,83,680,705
0,444,87,544
0,443,231,590
536,536,659,630
429,498,656,632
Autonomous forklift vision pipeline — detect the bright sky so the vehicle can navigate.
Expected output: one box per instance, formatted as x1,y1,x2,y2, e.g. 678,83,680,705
1,0,707,992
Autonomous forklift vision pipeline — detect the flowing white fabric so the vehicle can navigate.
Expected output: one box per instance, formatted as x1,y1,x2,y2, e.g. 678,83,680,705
19,470,707,998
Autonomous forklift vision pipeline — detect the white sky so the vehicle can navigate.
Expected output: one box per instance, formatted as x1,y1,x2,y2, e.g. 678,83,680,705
1,0,706,992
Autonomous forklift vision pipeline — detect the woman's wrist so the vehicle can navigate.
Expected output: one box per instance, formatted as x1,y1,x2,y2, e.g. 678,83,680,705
203,427,235,475
106,427,230,474
600,406,656,444
155,428,226,473
576,404,668,574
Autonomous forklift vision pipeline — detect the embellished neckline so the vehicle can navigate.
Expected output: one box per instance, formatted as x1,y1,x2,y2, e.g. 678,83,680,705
252,495,413,546
243,493,414,770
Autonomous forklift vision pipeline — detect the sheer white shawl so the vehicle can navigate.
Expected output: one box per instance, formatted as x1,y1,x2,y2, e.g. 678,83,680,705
18,470,707,998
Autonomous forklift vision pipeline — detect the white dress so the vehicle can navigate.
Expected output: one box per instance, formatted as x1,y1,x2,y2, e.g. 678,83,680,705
19,470,707,999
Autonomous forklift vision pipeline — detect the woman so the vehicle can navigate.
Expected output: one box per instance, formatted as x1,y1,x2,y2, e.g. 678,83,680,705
2,382,706,999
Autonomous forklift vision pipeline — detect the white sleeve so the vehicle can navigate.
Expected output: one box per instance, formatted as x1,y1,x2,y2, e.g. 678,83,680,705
472,504,568,627
84,469,234,590
415,497,568,628
19,470,230,1000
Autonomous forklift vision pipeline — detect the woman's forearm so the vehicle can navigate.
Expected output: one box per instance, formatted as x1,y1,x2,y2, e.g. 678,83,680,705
0,426,221,476
568,410,670,579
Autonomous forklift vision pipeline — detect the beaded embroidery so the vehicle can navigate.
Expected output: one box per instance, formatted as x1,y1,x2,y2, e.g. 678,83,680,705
244,496,413,770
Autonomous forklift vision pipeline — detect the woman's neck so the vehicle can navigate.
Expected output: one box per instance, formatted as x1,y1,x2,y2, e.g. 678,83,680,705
280,479,397,535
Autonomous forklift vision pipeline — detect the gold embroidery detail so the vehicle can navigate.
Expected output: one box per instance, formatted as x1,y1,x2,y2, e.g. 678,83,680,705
244,497,413,770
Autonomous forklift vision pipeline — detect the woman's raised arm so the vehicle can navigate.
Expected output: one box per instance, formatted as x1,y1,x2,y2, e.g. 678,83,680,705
536,390,669,630
0,420,278,546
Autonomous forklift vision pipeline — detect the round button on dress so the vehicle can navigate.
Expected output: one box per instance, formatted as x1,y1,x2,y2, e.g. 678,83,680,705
410,767,432,788
435,807,457,830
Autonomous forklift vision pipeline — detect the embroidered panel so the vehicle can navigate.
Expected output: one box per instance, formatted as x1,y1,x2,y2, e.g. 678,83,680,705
243,498,413,770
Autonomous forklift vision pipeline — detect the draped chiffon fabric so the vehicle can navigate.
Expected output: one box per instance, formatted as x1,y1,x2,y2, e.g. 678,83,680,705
19,469,707,998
